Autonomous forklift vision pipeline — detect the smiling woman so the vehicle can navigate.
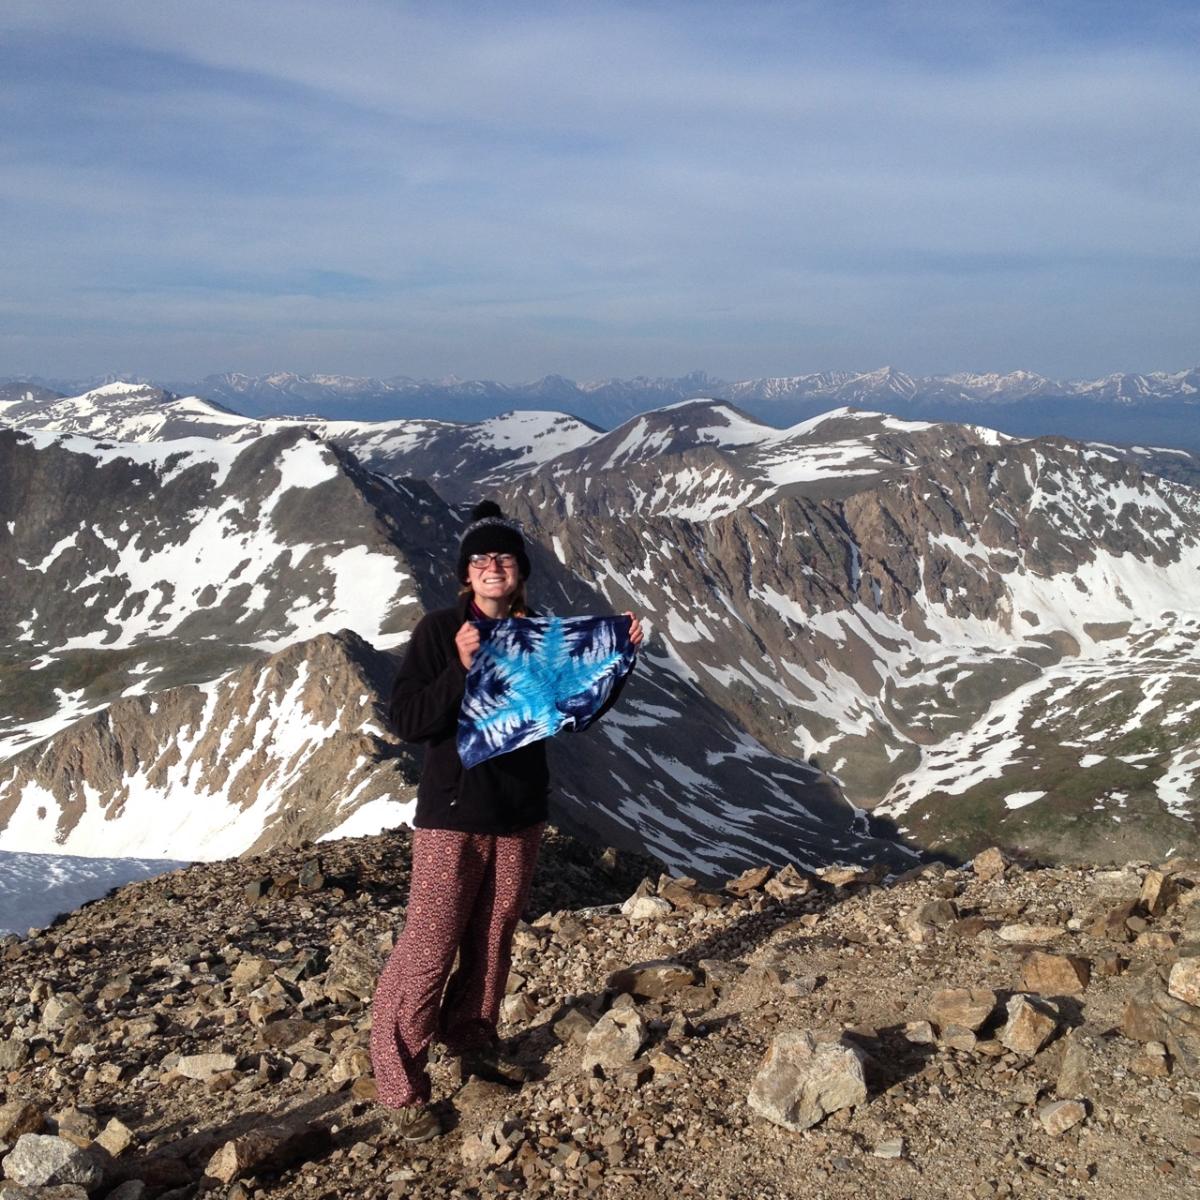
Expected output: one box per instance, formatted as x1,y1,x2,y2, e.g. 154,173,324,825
367,500,642,1141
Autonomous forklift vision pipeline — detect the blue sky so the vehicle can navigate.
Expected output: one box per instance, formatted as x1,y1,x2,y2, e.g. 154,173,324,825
1,0,1197,382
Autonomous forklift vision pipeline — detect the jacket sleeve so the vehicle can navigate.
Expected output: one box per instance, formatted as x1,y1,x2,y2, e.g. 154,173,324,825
389,615,468,743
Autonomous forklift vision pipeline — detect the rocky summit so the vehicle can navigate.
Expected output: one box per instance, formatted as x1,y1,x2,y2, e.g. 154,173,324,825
3,831,1200,1199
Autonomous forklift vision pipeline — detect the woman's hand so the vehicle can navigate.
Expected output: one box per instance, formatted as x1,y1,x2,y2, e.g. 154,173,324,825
624,612,644,648
455,621,482,670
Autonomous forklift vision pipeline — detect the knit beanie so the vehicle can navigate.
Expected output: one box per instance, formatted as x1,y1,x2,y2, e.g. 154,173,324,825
457,501,531,582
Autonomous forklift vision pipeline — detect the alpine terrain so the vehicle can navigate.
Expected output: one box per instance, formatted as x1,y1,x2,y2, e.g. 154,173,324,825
0,383,1197,879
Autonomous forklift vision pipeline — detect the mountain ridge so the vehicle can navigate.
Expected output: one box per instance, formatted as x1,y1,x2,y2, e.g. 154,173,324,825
4,368,1199,451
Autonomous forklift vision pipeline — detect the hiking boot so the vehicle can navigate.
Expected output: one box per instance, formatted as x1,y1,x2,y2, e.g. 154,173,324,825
458,1041,536,1086
392,1103,445,1142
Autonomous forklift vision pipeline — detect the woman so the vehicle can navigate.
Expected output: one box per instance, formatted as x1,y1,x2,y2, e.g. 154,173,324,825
369,501,643,1141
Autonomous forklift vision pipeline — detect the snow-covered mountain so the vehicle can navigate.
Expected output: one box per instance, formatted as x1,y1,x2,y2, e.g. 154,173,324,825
8,367,1199,450
0,382,600,502
2,384,1198,871
0,418,901,878
498,402,1200,863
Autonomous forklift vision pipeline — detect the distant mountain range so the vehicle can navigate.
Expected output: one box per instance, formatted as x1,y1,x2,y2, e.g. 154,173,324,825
4,366,1200,450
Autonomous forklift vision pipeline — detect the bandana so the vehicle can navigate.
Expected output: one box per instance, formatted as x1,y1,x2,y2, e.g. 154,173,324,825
457,615,636,768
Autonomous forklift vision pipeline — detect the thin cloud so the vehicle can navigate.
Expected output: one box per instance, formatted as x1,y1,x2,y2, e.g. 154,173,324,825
0,0,1196,379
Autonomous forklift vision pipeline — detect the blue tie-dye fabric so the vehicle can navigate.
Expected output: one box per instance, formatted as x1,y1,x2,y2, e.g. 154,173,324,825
457,615,636,769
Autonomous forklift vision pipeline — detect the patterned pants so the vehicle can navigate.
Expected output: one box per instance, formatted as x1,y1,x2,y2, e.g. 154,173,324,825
369,823,543,1108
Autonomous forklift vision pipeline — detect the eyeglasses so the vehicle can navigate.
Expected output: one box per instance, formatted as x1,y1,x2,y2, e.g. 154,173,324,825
468,553,518,569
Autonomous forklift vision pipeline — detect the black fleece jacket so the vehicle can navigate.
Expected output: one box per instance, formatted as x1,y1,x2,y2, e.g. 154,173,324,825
389,596,630,834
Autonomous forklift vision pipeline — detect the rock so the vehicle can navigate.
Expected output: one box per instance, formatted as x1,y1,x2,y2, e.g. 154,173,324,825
1168,958,1200,1008
764,864,816,901
581,1009,646,1074
499,992,538,1024
903,1020,936,1045
1038,1100,1086,1137
606,960,698,1001
1021,952,1091,995
1088,900,1138,942
203,1120,332,1185
175,1052,238,1080
621,895,672,921
747,1030,867,1132
973,847,1009,882
0,1101,44,1142
997,924,1064,945
1056,1031,1095,1098
0,1037,30,1071
0,1135,104,1189
95,1117,134,1158
872,1138,905,1159
1140,870,1179,917
40,993,84,1031
552,1006,597,1045
928,987,998,1032
724,866,772,896
323,940,379,1003
1000,995,1059,1057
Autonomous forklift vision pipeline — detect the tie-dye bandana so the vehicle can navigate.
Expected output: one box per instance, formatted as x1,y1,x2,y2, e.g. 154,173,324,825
457,615,637,769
